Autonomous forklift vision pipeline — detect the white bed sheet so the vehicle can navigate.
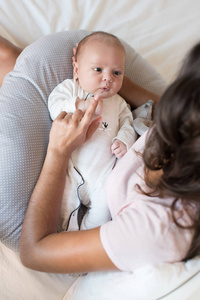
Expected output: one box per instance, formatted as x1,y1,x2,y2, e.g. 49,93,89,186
1,0,200,83
1,1,200,299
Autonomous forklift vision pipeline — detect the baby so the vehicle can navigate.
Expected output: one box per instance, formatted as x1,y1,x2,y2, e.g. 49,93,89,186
48,31,137,231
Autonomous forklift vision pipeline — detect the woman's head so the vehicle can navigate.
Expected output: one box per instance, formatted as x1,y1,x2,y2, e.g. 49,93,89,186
144,42,200,202
142,41,200,260
178,42,200,77
155,75,200,197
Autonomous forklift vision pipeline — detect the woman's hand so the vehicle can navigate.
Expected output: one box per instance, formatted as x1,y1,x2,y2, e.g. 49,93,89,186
48,95,102,162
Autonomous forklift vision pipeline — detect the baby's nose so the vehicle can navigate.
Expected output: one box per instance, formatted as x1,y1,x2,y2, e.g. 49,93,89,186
102,73,113,83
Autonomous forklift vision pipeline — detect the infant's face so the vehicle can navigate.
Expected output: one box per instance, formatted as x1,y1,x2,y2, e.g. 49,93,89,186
75,40,125,99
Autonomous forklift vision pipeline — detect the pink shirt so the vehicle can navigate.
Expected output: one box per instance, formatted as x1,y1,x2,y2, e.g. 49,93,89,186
100,131,195,271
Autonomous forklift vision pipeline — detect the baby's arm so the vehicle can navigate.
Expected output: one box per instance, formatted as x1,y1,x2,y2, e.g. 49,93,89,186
112,96,137,155
48,80,103,121
111,140,127,158
48,79,78,120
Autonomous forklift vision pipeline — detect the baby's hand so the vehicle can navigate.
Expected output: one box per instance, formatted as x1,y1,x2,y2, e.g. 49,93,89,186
111,140,127,158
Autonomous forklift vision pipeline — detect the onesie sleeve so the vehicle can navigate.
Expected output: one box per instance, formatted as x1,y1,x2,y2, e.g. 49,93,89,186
100,199,194,272
112,97,137,150
48,79,78,120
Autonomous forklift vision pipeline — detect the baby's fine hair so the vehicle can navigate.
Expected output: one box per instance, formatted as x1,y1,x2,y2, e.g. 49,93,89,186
75,31,125,61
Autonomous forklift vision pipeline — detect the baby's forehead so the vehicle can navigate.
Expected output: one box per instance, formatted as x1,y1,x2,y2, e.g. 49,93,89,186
86,37,124,51
77,36,125,58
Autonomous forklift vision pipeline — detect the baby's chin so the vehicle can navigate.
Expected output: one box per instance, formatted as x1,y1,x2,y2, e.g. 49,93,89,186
96,89,117,99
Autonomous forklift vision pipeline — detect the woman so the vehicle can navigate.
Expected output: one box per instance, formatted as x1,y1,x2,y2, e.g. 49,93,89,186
19,42,200,273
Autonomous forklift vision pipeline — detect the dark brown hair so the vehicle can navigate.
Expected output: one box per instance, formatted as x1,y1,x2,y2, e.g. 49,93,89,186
142,42,200,260
178,42,200,77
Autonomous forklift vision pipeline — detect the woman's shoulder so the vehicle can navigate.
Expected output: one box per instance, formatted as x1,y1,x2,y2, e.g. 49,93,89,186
100,196,194,271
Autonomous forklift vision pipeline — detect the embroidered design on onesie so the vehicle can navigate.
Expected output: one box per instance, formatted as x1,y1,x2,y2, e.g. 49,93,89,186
98,121,112,135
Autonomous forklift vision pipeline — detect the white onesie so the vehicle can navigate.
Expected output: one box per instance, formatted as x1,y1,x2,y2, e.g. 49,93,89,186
48,78,137,231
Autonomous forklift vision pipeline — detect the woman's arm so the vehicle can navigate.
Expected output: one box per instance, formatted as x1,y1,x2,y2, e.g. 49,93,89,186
119,75,160,109
0,36,22,86
19,97,117,273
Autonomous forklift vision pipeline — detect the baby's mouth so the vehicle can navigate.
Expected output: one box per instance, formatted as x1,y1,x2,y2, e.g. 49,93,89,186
100,87,110,92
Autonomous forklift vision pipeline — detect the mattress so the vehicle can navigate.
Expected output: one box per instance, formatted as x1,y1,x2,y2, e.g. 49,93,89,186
1,1,200,299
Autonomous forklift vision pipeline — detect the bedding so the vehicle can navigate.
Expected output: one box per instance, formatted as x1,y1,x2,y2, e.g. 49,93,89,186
1,1,200,299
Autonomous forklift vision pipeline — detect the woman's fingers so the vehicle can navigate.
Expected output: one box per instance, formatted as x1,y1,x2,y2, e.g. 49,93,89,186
55,96,101,127
82,96,100,125
71,108,84,121
54,110,83,124
83,97,102,140
55,110,67,120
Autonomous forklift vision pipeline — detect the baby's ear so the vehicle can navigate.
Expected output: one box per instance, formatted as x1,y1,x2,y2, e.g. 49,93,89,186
73,61,79,79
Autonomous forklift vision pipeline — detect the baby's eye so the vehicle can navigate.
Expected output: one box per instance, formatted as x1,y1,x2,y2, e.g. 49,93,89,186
113,71,121,76
94,67,102,72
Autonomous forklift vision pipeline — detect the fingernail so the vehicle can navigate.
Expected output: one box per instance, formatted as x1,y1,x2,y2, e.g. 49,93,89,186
94,95,99,101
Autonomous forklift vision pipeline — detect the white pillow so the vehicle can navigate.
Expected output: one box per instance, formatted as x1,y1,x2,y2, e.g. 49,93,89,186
65,256,200,300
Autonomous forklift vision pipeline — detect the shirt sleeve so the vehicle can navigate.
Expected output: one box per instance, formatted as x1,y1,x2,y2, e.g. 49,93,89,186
48,79,77,120
112,97,137,150
100,199,194,272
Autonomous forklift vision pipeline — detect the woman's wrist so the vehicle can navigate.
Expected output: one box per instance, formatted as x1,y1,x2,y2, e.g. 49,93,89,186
46,145,71,172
